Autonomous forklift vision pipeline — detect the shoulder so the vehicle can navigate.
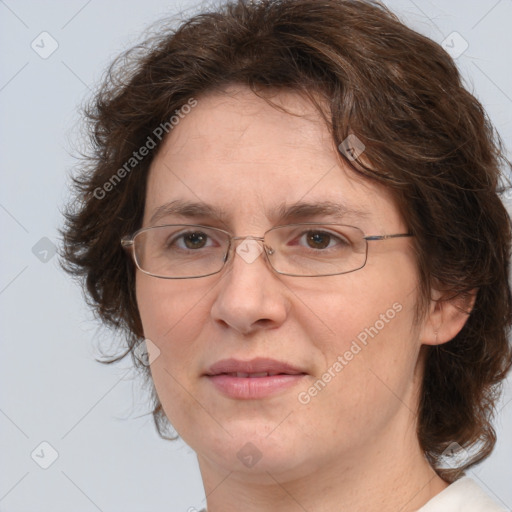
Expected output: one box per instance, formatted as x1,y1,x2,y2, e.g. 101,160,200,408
417,477,508,512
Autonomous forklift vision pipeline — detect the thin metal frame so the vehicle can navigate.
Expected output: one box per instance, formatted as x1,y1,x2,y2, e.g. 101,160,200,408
121,223,414,279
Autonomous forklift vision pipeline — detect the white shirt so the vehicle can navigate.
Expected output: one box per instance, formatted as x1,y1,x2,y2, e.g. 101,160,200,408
417,477,508,511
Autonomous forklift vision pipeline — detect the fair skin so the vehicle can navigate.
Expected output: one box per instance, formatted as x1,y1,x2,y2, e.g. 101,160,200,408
135,86,471,512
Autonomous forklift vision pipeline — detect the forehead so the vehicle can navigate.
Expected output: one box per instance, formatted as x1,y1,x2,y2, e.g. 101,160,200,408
144,86,403,231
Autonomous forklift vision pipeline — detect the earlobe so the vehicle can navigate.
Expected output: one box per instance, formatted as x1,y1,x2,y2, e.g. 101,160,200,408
421,289,477,346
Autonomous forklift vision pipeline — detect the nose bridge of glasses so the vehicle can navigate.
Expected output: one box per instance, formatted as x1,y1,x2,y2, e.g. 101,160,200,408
225,235,274,267
230,235,265,242
234,235,275,253
229,235,267,251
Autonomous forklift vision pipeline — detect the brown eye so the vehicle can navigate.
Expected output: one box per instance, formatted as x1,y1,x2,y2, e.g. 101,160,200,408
306,231,331,249
183,232,208,249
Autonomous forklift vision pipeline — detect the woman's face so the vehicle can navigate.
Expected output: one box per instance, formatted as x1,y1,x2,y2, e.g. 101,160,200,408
136,86,426,480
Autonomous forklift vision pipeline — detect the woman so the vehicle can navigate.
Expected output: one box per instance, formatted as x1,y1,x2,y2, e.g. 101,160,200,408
61,0,512,510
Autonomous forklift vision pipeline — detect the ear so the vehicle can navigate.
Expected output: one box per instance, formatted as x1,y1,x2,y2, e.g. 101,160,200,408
420,288,478,346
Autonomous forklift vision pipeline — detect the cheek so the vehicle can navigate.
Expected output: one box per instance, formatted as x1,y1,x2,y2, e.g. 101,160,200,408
296,264,417,355
136,274,215,437
295,256,421,425
136,274,209,343
136,275,210,384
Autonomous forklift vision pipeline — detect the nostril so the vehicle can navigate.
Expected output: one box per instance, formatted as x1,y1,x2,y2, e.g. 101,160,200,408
255,318,273,328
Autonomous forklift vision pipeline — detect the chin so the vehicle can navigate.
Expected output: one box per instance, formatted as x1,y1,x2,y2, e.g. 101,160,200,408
191,423,318,480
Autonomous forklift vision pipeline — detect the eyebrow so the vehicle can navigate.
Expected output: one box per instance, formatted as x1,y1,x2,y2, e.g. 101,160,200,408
148,199,369,226
149,199,229,226
272,201,370,224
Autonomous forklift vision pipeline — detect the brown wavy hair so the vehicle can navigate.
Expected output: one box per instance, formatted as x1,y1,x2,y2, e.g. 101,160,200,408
60,0,512,481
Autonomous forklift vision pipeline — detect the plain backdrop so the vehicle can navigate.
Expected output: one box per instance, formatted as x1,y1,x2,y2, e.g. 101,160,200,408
1,1,511,511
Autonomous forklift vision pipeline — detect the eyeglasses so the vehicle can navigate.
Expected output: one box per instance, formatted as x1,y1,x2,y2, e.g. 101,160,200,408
121,223,413,279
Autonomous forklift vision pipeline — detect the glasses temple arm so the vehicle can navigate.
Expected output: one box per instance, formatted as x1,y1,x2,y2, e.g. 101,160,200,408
364,233,414,241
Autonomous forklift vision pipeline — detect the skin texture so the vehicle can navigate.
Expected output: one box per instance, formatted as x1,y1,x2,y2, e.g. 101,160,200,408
135,86,471,511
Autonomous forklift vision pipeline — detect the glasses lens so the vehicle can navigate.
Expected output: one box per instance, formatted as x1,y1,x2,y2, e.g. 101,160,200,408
133,225,229,278
265,224,367,276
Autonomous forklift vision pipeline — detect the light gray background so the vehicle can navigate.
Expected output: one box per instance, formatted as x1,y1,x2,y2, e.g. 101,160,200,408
1,1,511,511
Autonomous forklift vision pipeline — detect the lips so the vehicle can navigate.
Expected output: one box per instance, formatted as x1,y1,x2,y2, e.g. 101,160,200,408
204,358,307,399
205,357,306,377
224,372,282,378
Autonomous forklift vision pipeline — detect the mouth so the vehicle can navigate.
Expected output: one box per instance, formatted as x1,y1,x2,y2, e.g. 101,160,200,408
205,357,306,376
204,358,307,399
220,371,294,377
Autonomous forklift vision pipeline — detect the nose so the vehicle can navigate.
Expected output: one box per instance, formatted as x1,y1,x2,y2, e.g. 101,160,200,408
210,237,290,335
